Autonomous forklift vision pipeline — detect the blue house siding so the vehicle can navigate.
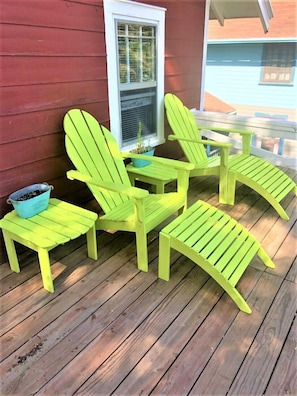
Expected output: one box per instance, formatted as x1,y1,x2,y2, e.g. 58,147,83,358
205,42,297,113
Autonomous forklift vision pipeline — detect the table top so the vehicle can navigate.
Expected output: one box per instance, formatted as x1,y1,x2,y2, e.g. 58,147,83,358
0,198,98,249
126,162,177,181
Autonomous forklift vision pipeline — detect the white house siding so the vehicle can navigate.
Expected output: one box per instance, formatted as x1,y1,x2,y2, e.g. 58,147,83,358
205,43,297,121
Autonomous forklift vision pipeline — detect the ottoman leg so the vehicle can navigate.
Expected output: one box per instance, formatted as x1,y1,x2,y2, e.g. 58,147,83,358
2,230,20,273
158,231,171,281
38,247,54,293
86,225,98,260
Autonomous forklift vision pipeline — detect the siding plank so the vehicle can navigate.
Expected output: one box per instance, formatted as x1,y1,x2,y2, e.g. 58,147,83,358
1,25,106,57
0,133,65,171
1,56,107,87
1,0,103,32
0,103,109,144
1,80,108,116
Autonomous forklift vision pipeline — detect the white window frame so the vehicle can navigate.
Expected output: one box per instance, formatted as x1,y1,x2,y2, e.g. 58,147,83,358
103,0,166,150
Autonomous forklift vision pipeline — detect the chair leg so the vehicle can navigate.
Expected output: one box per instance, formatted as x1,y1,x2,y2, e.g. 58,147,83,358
218,170,228,204
226,171,236,205
135,230,149,272
220,278,252,314
195,263,252,314
86,225,98,260
220,242,277,313
219,167,236,205
158,231,171,281
270,202,289,221
258,247,275,269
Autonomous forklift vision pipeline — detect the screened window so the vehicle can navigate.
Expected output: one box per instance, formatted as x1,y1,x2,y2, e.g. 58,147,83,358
117,22,157,145
261,43,296,84
117,23,156,84
104,0,165,150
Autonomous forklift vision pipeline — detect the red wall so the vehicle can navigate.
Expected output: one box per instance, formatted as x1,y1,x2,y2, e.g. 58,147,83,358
0,0,206,262
147,0,206,159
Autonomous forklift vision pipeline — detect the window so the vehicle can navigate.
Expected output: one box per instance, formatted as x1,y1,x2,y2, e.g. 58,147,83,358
261,43,296,85
104,0,166,150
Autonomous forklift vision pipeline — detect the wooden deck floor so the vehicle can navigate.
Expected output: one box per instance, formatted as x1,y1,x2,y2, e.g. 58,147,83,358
1,169,296,395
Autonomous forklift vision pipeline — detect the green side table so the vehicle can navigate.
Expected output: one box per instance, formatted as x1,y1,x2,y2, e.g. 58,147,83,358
126,162,178,193
0,198,98,292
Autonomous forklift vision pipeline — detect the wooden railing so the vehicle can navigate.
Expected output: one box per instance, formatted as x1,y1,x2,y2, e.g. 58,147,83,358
192,110,297,170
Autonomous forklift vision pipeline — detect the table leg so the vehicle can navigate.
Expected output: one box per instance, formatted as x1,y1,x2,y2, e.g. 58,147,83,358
2,230,20,273
38,247,54,293
155,181,165,194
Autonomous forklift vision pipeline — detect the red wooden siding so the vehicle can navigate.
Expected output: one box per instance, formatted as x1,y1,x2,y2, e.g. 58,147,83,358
0,0,206,263
150,0,206,159
0,0,108,214
164,0,205,107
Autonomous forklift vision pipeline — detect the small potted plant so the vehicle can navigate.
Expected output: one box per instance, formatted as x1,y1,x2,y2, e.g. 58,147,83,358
7,183,53,218
130,121,155,167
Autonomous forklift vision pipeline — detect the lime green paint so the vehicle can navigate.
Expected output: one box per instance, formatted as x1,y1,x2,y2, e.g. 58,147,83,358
0,199,98,292
159,200,275,314
64,109,194,272
165,93,297,220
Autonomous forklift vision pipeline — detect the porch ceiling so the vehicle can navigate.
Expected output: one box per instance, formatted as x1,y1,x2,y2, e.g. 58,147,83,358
210,0,274,33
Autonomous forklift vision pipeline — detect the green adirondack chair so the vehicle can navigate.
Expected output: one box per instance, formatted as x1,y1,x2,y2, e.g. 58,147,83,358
64,109,194,272
164,93,297,220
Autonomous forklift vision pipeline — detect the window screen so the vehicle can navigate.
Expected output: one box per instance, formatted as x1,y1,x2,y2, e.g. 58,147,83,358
262,43,296,84
117,22,157,147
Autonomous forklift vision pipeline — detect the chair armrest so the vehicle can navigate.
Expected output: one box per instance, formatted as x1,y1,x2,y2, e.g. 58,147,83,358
168,135,230,167
197,127,253,155
67,170,148,199
121,152,195,171
197,126,254,136
168,135,232,149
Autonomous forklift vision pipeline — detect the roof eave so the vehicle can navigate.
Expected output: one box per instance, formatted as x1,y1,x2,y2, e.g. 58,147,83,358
210,0,274,33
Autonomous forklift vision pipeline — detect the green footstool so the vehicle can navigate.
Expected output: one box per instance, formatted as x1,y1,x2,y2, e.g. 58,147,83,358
158,200,275,313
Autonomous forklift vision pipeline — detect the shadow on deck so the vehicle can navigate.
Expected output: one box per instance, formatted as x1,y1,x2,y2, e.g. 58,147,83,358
1,169,296,395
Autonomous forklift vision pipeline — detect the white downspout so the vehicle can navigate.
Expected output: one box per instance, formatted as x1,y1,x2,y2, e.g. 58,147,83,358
200,0,211,111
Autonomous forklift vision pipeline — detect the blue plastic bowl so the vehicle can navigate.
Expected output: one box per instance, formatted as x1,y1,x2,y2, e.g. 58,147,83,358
7,183,53,218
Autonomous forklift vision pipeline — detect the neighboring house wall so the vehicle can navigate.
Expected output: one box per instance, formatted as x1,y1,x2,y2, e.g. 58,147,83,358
205,0,297,121
205,42,297,120
0,0,206,262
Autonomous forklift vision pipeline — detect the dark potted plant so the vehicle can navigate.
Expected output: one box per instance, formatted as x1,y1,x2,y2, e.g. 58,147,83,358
130,121,155,167
7,183,53,218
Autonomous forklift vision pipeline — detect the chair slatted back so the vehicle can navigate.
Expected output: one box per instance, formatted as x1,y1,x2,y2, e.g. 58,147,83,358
64,109,131,213
164,93,207,164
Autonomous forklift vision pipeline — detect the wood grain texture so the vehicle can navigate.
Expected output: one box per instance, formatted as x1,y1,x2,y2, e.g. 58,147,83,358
1,174,296,395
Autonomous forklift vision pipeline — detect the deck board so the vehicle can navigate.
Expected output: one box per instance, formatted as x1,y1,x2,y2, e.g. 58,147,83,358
0,169,296,395
228,279,296,396
265,315,297,395
188,271,284,395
